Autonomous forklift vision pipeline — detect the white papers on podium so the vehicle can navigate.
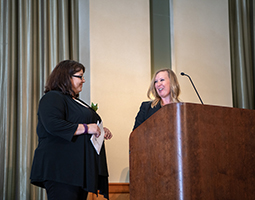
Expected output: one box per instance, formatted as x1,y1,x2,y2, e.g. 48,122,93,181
90,121,105,155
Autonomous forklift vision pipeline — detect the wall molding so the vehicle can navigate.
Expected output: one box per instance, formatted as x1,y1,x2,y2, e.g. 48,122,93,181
88,183,130,200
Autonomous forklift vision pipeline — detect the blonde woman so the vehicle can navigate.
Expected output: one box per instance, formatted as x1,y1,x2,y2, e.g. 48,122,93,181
133,68,181,130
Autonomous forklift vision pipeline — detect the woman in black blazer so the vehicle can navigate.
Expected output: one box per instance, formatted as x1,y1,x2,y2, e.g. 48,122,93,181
133,69,181,130
30,60,113,200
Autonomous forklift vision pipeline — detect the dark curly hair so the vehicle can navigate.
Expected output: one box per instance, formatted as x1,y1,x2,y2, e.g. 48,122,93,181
44,60,85,97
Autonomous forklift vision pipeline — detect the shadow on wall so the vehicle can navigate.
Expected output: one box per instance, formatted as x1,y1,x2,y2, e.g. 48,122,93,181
120,167,129,182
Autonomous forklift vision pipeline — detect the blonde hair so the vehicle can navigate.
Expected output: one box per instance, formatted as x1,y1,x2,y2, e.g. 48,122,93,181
147,69,181,107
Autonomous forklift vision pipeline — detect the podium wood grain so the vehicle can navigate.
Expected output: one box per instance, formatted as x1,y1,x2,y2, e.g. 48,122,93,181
129,103,255,200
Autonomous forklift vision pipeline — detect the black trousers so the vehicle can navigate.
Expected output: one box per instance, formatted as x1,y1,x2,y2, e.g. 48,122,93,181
43,181,88,200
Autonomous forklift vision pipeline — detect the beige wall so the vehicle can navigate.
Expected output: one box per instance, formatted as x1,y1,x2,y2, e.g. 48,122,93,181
81,0,232,183
172,0,232,107
89,0,151,182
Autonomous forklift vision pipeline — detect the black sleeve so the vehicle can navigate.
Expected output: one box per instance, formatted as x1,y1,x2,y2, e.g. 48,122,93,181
133,102,148,131
38,92,78,141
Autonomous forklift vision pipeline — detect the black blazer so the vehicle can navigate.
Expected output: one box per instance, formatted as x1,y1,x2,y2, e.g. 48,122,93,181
30,90,109,199
133,101,161,130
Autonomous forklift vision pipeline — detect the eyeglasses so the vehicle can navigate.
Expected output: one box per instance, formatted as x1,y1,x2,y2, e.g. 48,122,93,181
72,75,84,80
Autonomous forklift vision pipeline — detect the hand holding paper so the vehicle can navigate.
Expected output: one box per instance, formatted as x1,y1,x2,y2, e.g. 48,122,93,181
90,121,105,155
103,127,113,140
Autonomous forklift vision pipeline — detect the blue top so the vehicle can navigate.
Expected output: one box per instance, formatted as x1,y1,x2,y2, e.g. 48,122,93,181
133,101,161,130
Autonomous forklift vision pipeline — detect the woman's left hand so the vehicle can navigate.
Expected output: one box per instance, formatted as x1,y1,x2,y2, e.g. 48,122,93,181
103,127,113,140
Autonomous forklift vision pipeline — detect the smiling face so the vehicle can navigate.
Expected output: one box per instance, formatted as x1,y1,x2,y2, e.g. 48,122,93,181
71,69,85,95
154,71,171,101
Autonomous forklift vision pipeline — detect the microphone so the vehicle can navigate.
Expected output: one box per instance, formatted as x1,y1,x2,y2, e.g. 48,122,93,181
180,72,204,104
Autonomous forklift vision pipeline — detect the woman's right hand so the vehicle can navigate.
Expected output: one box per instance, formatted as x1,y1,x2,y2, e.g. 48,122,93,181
87,123,101,138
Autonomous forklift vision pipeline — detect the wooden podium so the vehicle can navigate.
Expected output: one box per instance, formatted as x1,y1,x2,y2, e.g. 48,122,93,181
129,103,255,200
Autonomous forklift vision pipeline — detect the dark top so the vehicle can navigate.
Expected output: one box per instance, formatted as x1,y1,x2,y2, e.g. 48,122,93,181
133,101,161,130
30,90,109,199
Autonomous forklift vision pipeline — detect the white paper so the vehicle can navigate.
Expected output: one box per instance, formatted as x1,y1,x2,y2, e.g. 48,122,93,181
90,121,105,155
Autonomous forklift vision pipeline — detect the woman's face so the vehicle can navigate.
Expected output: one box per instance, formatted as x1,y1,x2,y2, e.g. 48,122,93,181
154,71,171,100
71,69,85,95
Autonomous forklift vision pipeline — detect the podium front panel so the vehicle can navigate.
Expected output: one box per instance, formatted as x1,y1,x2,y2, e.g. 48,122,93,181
129,103,255,200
